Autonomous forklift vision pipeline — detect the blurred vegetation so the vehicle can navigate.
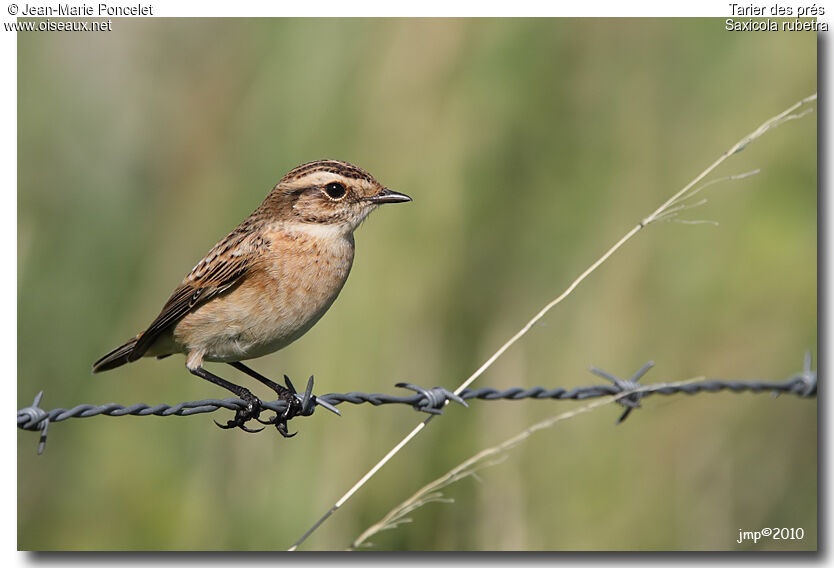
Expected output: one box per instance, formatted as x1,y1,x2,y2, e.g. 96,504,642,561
18,19,816,551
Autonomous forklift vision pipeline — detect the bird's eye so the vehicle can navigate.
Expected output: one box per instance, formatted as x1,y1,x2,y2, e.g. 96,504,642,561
323,182,347,200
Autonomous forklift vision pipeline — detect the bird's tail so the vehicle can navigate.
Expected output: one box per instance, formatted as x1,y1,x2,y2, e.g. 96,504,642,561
92,337,139,373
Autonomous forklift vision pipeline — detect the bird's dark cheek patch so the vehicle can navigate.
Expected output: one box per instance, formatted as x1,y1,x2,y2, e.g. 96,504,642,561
291,196,350,225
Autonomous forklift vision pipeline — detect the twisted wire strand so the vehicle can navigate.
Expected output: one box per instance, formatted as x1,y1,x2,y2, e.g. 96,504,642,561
18,354,817,455
320,375,814,406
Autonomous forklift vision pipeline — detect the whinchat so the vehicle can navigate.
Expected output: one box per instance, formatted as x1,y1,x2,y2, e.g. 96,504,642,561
93,160,411,433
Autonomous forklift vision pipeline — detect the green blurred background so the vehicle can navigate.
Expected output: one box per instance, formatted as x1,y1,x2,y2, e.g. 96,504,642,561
18,19,816,551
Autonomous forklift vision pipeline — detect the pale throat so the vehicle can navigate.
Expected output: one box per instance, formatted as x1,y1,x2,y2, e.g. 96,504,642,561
280,220,355,242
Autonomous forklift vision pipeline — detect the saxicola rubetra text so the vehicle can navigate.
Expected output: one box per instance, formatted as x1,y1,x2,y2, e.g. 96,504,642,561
93,160,411,434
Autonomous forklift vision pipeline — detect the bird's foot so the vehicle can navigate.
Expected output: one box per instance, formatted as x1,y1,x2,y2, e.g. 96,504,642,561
214,389,264,433
256,375,318,438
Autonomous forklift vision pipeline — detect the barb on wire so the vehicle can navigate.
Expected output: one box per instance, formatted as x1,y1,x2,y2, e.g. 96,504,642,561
18,353,816,455
590,360,655,423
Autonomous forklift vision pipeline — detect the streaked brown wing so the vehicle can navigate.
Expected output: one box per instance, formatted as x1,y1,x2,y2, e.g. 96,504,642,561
129,228,261,361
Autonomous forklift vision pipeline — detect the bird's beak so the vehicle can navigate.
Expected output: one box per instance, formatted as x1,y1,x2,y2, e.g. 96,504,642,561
367,188,412,204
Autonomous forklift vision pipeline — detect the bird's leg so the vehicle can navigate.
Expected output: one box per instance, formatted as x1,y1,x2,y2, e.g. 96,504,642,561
228,361,301,437
228,361,291,395
188,365,264,433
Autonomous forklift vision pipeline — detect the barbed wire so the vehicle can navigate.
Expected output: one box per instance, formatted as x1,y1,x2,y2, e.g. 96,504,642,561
18,353,817,455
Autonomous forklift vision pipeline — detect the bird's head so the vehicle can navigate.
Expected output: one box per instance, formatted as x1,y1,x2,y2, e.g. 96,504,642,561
265,160,411,235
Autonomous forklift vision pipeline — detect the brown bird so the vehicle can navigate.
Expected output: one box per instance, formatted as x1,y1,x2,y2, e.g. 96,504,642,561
93,160,411,433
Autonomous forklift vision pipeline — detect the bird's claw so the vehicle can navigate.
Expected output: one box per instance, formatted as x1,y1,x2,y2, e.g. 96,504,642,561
213,418,264,433
255,409,298,437
214,390,265,433
253,407,296,437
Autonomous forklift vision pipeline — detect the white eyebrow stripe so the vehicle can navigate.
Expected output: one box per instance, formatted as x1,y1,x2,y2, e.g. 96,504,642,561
295,171,350,186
